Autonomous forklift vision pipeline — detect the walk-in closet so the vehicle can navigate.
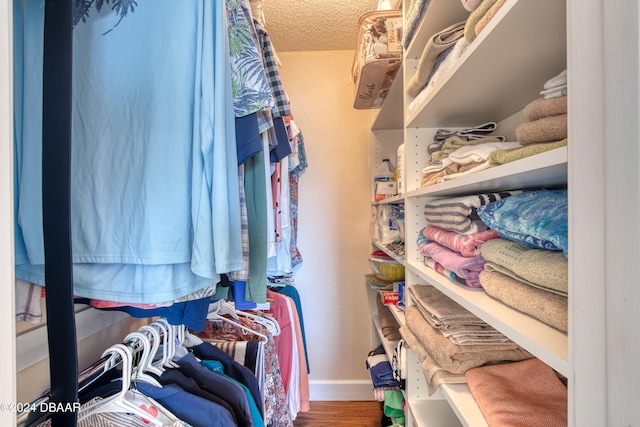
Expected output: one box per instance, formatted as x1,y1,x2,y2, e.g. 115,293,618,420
1,0,639,426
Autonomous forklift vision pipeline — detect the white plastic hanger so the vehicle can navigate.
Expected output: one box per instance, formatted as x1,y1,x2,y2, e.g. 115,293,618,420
222,300,281,337
151,318,179,369
123,331,163,387
136,325,165,376
77,344,169,426
207,300,269,342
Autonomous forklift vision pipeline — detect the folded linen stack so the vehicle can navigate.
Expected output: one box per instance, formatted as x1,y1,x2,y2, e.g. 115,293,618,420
400,286,532,394
476,190,569,331
464,0,508,43
377,293,402,340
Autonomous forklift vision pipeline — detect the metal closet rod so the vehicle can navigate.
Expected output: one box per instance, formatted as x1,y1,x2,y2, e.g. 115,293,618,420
16,331,168,427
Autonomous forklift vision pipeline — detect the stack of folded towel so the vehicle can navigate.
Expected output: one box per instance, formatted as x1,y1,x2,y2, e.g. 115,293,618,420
464,0,508,43
400,285,532,394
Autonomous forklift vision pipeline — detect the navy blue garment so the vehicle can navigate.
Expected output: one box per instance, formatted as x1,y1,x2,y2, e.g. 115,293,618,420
136,381,237,427
160,368,237,426
269,117,292,162
189,342,263,417
177,353,254,427
236,113,263,166
94,297,210,331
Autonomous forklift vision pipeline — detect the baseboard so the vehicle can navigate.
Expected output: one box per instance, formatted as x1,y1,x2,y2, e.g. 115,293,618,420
308,380,374,401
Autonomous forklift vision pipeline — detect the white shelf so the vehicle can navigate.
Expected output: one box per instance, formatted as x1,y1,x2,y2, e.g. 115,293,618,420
371,64,404,130
406,399,462,427
405,146,567,198
406,0,567,128
440,384,488,427
407,260,569,376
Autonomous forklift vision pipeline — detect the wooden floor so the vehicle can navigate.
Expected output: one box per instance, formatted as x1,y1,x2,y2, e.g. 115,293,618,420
294,401,384,427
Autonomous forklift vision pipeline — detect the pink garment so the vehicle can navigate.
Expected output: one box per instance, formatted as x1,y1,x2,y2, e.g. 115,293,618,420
418,240,485,280
289,298,310,414
421,225,499,257
267,290,294,393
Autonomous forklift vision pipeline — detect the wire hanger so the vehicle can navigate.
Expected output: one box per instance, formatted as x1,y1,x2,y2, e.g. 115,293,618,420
207,300,269,342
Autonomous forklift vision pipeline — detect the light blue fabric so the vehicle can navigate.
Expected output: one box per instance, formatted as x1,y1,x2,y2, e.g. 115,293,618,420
13,1,243,303
477,190,569,256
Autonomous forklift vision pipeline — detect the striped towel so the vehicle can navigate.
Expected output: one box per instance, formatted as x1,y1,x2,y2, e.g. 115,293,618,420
423,191,522,235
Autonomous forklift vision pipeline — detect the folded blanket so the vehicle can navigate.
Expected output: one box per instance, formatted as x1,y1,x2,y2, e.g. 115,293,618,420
448,141,522,165
541,85,568,99
417,239,486,281
488,138,567,167
465,358,568,427
407,21,466,97
479,269,568,332
516,114,568,145
403,0,434,49
377,294,402,341
420,224,498,257
405,305,532,374
367,354,401,389
423,257,481,288
523,96,568,121
423,190,522,235
476,189,568,256
400,324,467,395
464,0,498,43
480,238,568,295
474,0,507,35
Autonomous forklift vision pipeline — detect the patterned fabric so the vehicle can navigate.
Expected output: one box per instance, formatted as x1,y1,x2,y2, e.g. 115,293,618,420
423,191,522,235
226,0,274,117
254,21,290,118
476,190,568,256
229,165,250,281
288,131,308,269
195,319,294,427
417,235,485,282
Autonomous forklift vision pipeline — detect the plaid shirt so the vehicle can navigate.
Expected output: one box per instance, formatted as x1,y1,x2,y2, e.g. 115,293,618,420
255,21,291,118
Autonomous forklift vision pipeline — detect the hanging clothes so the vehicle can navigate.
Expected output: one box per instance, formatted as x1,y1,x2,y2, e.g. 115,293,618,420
14,0,243,303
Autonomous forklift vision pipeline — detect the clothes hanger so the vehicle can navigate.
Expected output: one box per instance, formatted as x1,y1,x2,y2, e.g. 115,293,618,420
151,318,180,369
222,300,281,337
77,344,169,426
136,325,165,376
123,331,163,387
207,300,269,342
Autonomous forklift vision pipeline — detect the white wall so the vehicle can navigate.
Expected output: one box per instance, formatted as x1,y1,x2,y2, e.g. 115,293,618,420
277,50,375,399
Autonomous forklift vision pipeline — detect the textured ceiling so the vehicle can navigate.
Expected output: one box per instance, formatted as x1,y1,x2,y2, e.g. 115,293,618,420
259,0,381,52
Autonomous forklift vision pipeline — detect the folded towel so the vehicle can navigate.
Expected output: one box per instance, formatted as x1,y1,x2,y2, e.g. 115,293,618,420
440,161,491,182
543,69,567,90
421,224,499,258
407,21,466,97
405,305,532,374
488,138,567,167
417,239,486,281
423,257,482,288
479,269,568,332
448,140,522,165
423,190,522,235
516,114,568,144
480,238,568,295
523,96,568,121
422,157,453,174
430,135,504,164
465,358,568,427
421,163,460,187
474,0,507,35
464,0,498,43
400,324,467,395
541,85,568,99
476,189,569,256
408,285,485,327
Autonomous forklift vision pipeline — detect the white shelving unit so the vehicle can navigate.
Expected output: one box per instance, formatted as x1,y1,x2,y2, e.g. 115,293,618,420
367,0,576,425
